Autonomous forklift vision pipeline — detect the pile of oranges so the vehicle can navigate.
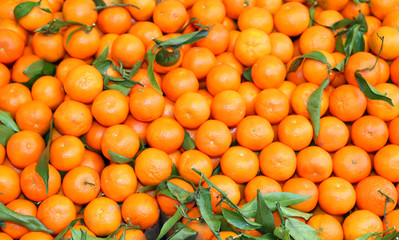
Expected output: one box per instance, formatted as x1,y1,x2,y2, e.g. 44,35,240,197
1,0,399,239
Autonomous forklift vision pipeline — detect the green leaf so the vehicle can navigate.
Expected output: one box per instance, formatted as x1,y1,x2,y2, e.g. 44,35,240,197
24,59,45,78
280,207,312,220
105,83,131,96
145,48,163,94
172,163,179,176
353,30,365,53
66,26,86,46
157,30,210,47
0,221,5,228
243,68,253,82
274,226,291,240
307,78,329,141
93,0,106,7
167,181,195,204
13,1,36,20
221,207,262,230
335,34,345,54
0,124,16,146
355,233,376,240
255,190,275,234
127,61,143,79
168,223,198,240
241,193,311,218
35,118,53,195
54,218,82,240
332,59,345,72
308,5,315,27
332,19,353,30
285,218,320,240
155,48,181,67
108,150,133,163
34,19,86,35
288,58,304,73
0,110,20,132
0,202,53,234
156,210,183,240
92,46,112,73
194,185,222,240
182,131,196,150
212,164,221,176
355,72,394,106
241,233,278,240
23,58,56,89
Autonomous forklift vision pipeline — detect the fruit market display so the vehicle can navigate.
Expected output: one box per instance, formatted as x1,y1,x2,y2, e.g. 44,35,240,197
2,0,399,239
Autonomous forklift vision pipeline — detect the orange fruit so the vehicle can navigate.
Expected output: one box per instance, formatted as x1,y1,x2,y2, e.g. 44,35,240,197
269,32,294,64
211,90,246,127
114,229,146,240
162,67,199,102
37,194,76,234
101,163,137,202
0,63,10,88
343,210,383,240
202,175,241,213
351,115,389,152
286,57,307,85
63,224,96,238
251,55,286,90
315,10,344,28
344,51,380,87
255,89,289,124
369,26,399,60
291,82,329,118
196,23,230,55
6,130,45,169
134,148,173,186
0,29,24,64
389,117,399,145
307,214,344,240
50,135,85,172
367,83,399,122
383,209,399,231
302,51,336,85
370,0,399,20
0,144,5,165
177,149,213,185
273,2,310,37
124,0,156,21
374,144,399,183
79,149,105,175
181,47,216,79
278,114,313,151
233,28,271,67
84,197,122,236
101,124,140,160
123,115,149,144
97,7,131,34
31,32,65,63
237,82,261,116
340,1,370,19
332,145,372,184
53,100,92,137
62,166,100,204
0,83,32,118
55,58,87,84
111,34,145,69
299,26,335,54
259,142,296,182
206,64,241,96
121,193,159,230
62,0,97,25
283,178,318,212
356,175,398,217
238,7,273,34
296,146,333,183
20,163,61,202
174,92,211,129
31,76,65,111
146,117,185,154
245,176,282,202
129,87,165,122
63,25,100,60
0,165,20,204
223,0,256,19
129,21,162,48
0,199,37,239
156,178,195,216
315,116,349,152
191,0,226,26
195,120,232,157
84,121,106,152
63,65,103,104
318,177,356,215
17,0,53,32
182,207,213,240
19,232,54,240
220,146,259,183
15,100,52,136
91,89,129,127
328,84,367,122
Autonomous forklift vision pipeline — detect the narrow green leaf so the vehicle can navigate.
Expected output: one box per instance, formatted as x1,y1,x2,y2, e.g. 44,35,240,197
156,210,182,240
332,59,345,72
243,68,253,82
145,48,163,94
301,51,328,64
280,207,312,220
158,30,210,47
14,1,36,20
332,18,353,30
104,82,131,96
168,223,198,240
355,233,374,240
381,230,398,240
255,190,275,234
0,124,16,146
194,186,222,240
307,78,329,140
212,164,221,176
286,218,320,240
355,72,394,106
167,181,195,204
0,202,53,234
138,184,158,193
108,150,133,163
241,193,311,218
127,61,143,79
221,207,262,230
0,110,20,132
24,59,45,78
353,30,366,53
171,163,179,176
35,118,53,195
34,19,85,34
182,131,195,150
335,34,345,54
54,218,81,240
92,46,112,73
93,0,107,7
288,58,304,73
241,233,278,240
308,5,314,27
